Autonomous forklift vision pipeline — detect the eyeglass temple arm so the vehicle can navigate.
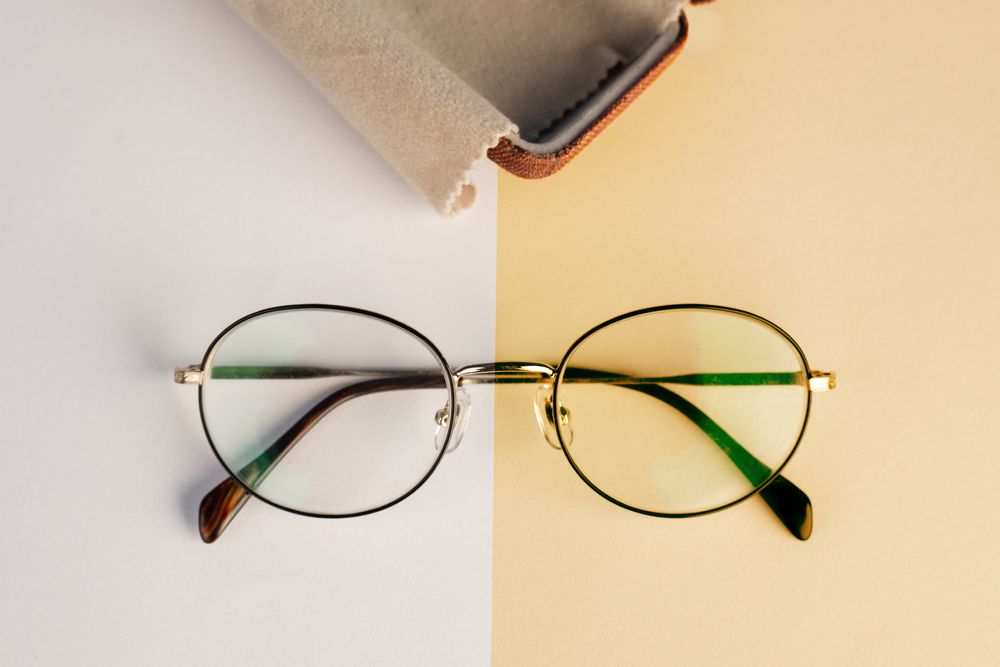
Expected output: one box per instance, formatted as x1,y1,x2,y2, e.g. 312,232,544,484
199,367,810,542
198,374,446,543
564,368,812,540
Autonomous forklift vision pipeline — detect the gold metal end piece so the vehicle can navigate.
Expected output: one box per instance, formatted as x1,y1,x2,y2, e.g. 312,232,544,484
808,370,836,392
174,365,204,385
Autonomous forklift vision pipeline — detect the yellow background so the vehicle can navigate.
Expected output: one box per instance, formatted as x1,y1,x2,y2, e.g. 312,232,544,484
493,0,1000,664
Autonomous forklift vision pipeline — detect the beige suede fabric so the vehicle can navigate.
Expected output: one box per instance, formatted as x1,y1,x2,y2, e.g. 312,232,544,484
228,0,685,214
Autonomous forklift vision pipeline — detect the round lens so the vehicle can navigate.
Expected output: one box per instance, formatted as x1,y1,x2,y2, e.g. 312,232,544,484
554,307,810,516
200,307,455,516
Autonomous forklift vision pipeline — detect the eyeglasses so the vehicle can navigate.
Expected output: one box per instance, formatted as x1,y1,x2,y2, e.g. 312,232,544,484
176,304,836,544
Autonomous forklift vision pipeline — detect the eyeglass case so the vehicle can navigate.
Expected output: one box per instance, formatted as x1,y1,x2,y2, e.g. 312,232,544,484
228,0,693,214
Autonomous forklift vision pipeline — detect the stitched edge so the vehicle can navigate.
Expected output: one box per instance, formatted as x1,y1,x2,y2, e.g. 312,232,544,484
442,122,517,216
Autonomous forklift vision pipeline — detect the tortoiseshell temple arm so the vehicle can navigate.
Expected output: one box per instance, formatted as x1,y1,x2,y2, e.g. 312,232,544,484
195,366,818,542
562,368,813,540
198,375,445,543
199,476,251,543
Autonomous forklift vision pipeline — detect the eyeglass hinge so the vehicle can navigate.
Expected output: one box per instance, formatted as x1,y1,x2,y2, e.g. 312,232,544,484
808,370,836,392
174,365,204,385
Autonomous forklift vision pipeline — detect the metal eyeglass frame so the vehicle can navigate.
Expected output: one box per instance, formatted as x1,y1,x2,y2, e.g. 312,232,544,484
175,304,836,544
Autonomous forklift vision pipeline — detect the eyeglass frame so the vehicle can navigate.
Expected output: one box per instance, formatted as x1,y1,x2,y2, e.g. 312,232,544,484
176,303,836,544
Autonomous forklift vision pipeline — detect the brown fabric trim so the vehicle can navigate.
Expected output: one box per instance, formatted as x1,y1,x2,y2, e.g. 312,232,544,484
487,11,689,179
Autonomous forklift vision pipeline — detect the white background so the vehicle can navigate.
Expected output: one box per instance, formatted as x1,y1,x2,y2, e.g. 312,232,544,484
2,2,497,664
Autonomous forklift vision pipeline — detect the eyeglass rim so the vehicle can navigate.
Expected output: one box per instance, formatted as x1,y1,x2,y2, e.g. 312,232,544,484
551,303,815,520
194,303,816,522
196,303,460,520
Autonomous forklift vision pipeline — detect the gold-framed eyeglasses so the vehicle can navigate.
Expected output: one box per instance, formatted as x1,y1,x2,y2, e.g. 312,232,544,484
176,304,836,543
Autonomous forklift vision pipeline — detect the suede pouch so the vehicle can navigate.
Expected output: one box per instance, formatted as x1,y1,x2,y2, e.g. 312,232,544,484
228,0,691,214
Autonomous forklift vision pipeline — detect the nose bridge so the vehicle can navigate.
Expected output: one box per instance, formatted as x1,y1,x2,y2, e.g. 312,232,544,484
454,361,569,450
454,361,556,385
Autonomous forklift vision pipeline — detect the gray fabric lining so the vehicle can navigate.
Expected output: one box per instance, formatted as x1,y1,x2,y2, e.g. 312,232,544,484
512,19,684,155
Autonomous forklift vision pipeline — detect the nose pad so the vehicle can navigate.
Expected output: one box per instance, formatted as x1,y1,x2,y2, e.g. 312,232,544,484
533,384,572,450
434,389,471,453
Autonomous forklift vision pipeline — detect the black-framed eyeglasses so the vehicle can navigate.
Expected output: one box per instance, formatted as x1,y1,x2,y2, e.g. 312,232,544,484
175,304,836,543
